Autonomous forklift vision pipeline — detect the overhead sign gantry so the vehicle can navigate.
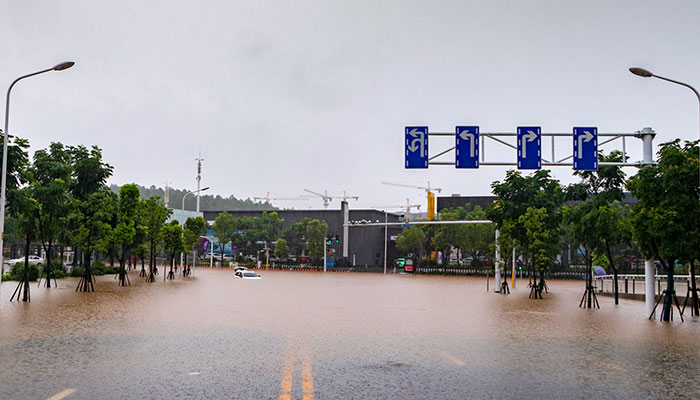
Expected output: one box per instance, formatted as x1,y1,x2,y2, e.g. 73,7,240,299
405,126,657,170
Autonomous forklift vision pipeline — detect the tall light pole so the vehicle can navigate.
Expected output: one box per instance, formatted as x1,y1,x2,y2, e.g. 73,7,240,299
0,61,75,278
629,66,700,317
180,186,209,273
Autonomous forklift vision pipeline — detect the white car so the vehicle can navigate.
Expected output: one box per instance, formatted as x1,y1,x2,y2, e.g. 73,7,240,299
7,255,44,266
236,271,261,280
234,266,248,274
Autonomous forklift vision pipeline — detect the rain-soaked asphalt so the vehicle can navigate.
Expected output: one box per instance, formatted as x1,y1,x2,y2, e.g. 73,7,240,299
1,268,699,400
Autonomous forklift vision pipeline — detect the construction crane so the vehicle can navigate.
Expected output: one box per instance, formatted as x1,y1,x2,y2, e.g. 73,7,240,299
370,198,422,222
303,189,359,208
380,181,443,220
371,198,422,214
253,192,308,204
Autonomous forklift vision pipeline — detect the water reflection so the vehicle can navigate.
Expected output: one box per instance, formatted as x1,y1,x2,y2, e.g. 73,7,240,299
1,269,698,399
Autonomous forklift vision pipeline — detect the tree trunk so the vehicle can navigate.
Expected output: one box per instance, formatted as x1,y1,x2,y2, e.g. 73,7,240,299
604,241,619,305
661,258,673,322
690,261,700,316
22,218,33,301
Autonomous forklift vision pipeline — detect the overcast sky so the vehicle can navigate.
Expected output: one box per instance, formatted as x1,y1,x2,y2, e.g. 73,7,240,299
3,1,699,211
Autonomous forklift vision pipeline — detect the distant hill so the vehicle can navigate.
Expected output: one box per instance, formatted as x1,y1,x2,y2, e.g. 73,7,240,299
109,184,277,211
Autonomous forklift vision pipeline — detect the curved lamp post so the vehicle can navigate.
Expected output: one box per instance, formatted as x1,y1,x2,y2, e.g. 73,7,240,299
630,67,700,317
180,186,209,273
0,61,75,277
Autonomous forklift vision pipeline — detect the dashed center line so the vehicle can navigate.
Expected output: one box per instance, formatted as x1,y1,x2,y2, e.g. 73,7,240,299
47,389,76,400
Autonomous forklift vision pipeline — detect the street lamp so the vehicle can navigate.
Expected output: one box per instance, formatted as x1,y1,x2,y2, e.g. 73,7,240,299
629,66,700,316
629,67,699,183
0,61,75,277
181,186,209,274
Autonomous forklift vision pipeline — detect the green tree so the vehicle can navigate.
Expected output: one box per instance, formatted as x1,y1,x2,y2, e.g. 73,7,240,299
257,211,284,245
519,207,557,298
0,131,30,279
395,226,425,256
488,170,565,297
183,216,208,274
162,221,184,280
567,151,630,305
282,217,310,256
72,189,117,292
432,206,467,265
68,144,114,289
455,206,495,268
274,238,290,260
306,219,328,265
140,197,172,282
231,216,257,256
113,184,141,286
627,139,700,320
30,142,73,287
212,212,236,261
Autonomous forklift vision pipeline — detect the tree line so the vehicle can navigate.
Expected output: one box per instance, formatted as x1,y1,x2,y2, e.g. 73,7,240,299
210,212,330,264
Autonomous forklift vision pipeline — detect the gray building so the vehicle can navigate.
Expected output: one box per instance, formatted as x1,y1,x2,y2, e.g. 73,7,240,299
202,206,404,268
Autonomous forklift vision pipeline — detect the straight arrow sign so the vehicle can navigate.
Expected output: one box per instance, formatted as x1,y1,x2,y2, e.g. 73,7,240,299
455,126,479,168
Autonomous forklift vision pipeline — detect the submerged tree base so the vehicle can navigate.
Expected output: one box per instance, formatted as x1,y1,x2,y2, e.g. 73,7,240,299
579,285,600,309
76,272,95,292
650,290,684,322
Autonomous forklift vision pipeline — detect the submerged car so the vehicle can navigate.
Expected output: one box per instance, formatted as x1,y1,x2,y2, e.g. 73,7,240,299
236,271,261,280
234,266,248,274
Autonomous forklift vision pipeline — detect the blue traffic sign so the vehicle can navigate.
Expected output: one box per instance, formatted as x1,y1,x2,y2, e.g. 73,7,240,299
405,126,428,168
517,126,541,169
455,126,479,168
573,127,598,170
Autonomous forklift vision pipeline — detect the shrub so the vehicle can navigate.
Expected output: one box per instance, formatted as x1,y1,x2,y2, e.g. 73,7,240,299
70,267,85,277
42,260,67,279
6,263,41,281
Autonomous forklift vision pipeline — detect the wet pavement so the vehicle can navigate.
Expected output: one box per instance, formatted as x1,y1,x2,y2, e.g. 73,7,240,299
1,268,699,399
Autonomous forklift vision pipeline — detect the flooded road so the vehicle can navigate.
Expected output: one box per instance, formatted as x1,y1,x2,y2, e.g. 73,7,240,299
1,268,699,399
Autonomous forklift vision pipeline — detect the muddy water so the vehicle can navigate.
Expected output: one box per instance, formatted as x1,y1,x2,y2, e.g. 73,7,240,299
1,269,699,399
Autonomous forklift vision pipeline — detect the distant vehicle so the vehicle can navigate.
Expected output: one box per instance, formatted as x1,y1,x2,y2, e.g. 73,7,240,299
287,255,297,262
7,255,44,266
298,256,310,263
243,255,257,262
236,271,261,280
269,256,280,262
404,259,414,273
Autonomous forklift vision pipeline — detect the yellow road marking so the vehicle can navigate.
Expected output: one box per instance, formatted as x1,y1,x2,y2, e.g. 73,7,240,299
302,353,314,400
47,389,76,400
279,354,293,400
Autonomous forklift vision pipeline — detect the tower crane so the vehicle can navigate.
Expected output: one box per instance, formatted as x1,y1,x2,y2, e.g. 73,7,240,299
303,189,359,208
371,198,422,213
380,181,443,220
253,192,308,204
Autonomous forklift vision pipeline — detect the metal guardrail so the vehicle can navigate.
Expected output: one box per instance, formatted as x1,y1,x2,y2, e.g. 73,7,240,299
594,274,700,297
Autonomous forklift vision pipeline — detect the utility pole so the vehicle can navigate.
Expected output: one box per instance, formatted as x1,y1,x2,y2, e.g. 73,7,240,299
196,150,203,212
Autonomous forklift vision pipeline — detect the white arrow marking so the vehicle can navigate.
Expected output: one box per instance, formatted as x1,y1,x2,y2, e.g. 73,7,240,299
407,129,425,154
459,131,476,157
576,130,594,159
521,130,537,159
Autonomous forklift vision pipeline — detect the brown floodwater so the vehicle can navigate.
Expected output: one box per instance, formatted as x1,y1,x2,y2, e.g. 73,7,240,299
1,268,699,399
